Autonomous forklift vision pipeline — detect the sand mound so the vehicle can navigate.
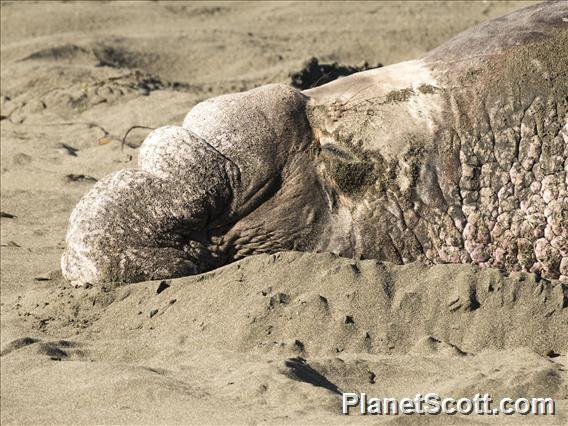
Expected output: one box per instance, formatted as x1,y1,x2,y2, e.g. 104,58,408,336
8,252,567,356
2,252,567,423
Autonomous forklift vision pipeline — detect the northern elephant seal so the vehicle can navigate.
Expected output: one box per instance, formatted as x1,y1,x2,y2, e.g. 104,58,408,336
62,2,568,285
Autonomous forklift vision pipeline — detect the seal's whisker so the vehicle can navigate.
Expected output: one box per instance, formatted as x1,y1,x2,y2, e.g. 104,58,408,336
309,73,330,89
341,83,377,107
342,94,384,112
332,80,369,105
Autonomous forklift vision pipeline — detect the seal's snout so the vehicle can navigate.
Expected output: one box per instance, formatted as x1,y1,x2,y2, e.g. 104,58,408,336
62,126,238,285
62,85,317,284
181,84,315,212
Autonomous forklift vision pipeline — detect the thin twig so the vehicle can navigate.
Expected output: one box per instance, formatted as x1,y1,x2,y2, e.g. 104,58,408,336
121,125,155,151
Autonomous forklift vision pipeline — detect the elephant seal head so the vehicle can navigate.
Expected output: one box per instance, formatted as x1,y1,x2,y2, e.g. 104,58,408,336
62,85,337,285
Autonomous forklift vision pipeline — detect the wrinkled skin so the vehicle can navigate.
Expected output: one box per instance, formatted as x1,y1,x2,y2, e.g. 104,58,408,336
63,2,568,285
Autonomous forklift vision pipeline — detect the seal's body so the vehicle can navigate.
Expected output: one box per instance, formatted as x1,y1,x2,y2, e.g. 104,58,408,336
305,1,568,279
63,2,568,285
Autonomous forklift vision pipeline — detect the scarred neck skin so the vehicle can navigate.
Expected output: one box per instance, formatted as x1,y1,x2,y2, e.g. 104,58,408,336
303,17,568,280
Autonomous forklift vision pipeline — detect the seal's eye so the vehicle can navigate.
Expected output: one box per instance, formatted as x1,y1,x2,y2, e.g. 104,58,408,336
320,144,355,161
316,143,376,196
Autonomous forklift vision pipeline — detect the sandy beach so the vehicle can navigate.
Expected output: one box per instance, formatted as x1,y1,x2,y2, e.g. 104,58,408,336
1,1,566,424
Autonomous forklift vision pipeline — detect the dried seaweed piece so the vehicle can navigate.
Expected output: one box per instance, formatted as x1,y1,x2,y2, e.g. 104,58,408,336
58,143,79,156
66,174,97,183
